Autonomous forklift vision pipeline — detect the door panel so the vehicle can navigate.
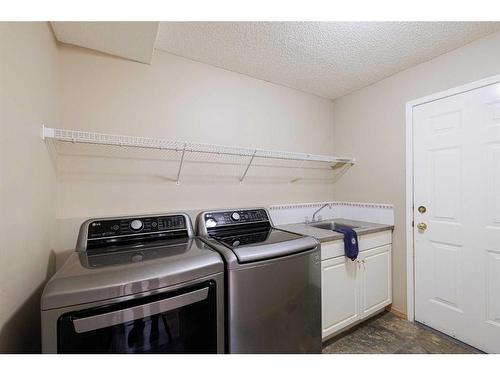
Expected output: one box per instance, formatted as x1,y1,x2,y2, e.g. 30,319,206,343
414,81,500,353
429,241,463,312
475,84,500,352
486,144,500,225
486,250,500,327
430,147,461,221
360,245,391,317
321,256,359,338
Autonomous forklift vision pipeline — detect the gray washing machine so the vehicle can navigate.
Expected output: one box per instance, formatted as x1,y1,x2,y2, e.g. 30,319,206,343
41,213,224,353
196,208,321,353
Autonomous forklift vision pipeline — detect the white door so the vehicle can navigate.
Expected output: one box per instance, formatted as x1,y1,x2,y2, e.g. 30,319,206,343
321,256,359,339
360,245,392,318
413,81,500,353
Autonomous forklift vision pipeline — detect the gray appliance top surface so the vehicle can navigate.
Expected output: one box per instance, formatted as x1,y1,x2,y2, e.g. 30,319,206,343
41,237,223,310
214,228,319,263
196,208,319,265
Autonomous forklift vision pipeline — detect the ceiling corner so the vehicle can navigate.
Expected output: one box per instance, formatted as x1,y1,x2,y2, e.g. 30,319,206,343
51,21,159,64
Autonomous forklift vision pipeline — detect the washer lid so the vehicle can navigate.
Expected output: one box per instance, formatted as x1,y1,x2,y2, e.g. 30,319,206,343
213,228,319,263
41,238,223,310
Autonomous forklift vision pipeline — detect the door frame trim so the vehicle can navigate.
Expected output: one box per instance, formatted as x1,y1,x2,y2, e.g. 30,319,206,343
405,74,500,322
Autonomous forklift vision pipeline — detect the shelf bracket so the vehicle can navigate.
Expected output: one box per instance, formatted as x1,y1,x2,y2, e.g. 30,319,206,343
176,143,187,185
42,125,54,140
239,149,257,183
289,159,306,183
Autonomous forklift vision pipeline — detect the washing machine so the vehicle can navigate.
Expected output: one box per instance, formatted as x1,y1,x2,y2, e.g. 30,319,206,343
196,208,321,353
41,213,224,353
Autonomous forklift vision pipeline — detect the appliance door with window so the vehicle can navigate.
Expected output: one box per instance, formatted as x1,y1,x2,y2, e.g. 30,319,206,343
57,281,217,353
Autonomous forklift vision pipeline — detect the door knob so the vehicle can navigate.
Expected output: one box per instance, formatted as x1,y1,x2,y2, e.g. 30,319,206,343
417,222,427,231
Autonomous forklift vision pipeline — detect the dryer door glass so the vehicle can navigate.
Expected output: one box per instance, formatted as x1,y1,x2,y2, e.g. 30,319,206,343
57,281,217,353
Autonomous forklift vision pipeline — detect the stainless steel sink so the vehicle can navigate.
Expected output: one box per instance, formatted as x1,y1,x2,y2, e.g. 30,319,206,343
309,221,359,231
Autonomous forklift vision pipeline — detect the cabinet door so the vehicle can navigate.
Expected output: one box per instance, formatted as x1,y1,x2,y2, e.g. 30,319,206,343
321,256,359,339
360,245,392,318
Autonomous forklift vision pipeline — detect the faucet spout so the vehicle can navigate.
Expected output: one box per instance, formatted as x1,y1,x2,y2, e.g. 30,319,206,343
312,203,332,222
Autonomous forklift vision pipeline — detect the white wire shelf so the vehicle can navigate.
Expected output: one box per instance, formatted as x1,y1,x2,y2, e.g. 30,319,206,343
42,126,355,184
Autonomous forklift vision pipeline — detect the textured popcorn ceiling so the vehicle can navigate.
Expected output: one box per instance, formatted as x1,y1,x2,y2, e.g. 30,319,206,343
51,22,159,64
156,22,500,99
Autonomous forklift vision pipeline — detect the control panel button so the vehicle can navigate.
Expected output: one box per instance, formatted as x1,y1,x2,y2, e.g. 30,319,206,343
130,219,143,231
206,218,217,228
231,212,241,221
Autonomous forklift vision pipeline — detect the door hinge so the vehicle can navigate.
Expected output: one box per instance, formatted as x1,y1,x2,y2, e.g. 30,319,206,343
412,220,414,227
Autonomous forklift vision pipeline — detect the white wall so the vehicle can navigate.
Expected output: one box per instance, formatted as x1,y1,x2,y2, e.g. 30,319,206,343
0,28,336,352
56,45,336,221
0,22,59,352
331,31,500,315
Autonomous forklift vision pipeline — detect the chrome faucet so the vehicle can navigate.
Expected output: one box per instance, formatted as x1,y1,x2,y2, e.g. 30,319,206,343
312,203,332,222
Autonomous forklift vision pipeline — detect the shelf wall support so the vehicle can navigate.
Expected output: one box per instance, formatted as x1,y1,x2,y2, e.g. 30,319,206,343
176,143,187,185
42,125,55,140
289,159,307,184
239,150,257,183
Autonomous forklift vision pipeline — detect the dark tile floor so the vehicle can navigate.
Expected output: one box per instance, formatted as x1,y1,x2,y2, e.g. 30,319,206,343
322,311,483,354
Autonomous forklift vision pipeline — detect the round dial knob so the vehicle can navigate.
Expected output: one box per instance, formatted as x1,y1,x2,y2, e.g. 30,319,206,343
231,212,240,221
130,219,143,231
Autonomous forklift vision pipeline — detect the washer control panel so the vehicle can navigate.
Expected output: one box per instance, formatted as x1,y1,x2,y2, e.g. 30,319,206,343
88,215,186,239
204,209,268,228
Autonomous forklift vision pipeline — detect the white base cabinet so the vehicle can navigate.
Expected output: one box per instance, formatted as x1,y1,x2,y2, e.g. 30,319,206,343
321,231,392,341
360,244,392,317
322,255,360,336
